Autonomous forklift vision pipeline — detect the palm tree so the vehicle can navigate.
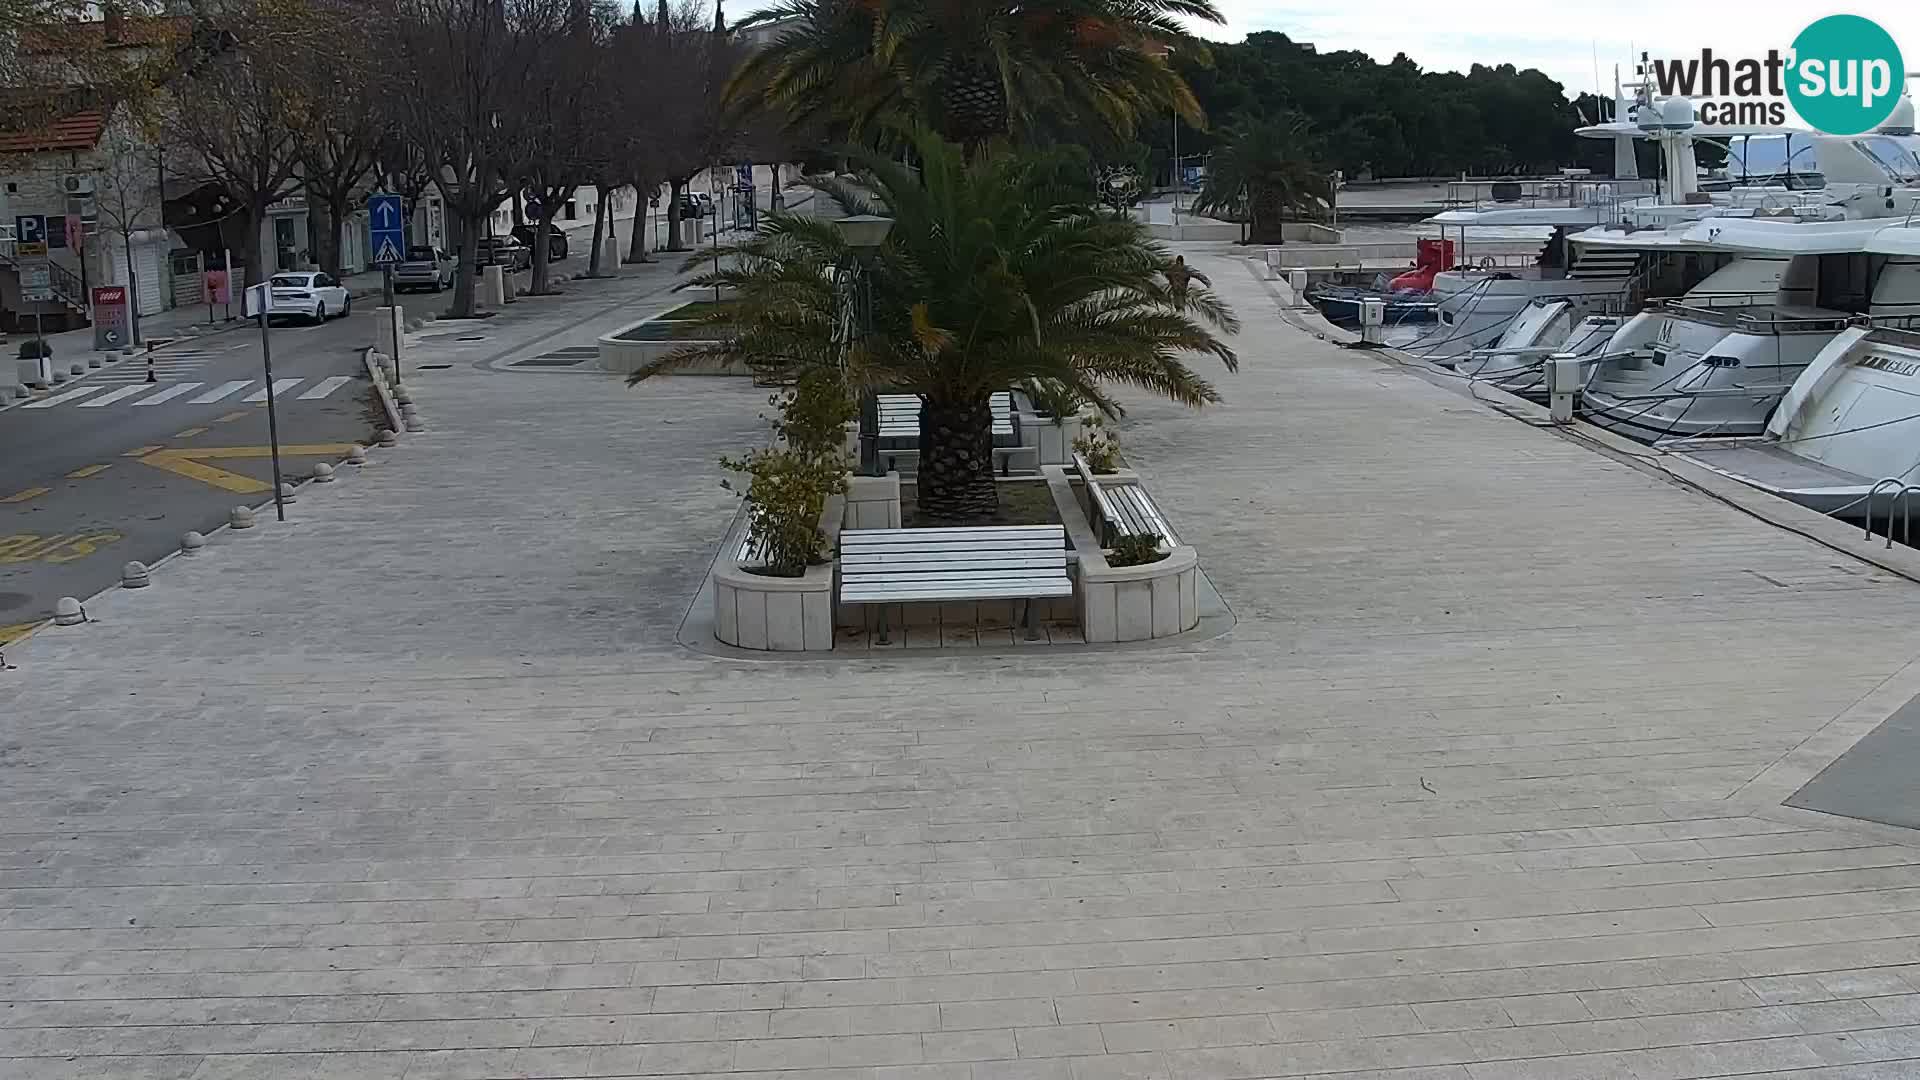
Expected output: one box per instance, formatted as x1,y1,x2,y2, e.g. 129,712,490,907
630,131,1239,523
1192,114,1333,245
730,0,1223,152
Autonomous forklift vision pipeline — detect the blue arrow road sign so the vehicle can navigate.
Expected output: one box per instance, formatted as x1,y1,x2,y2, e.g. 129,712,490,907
368,193,405,265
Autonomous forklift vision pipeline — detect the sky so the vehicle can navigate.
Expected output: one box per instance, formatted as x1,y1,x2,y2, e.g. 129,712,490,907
1205,2,1920,107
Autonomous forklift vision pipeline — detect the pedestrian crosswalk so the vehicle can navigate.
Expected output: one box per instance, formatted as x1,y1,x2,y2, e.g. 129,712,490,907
20,377,356,411
87,347,233,385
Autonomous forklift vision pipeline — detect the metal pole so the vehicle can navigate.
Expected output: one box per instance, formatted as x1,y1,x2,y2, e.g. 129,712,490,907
223,249,233,320
382,263,393,308
1171,111,1180,217
258,300,287,522
33,309,46,386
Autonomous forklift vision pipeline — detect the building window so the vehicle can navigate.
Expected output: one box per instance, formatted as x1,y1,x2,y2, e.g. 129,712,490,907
563,200,577,220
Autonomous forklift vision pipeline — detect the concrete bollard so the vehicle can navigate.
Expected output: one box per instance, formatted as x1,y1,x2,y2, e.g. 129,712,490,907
278,482,297,503
393,386,412,406
374,304,405,363
87,354,104,368
377,429,398,447
69,361,85,376
602,234,620,270
180,531,206,555
50,367,68,384
404,416,426,433
346,445,368,466
122,561,150,588
399,402,419,420
482,264,506,307
230,505,256,529
312,462,335,483
53,597,85,625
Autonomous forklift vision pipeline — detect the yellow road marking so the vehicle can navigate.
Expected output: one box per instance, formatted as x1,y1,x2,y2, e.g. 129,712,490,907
136,444,356,494
174,426,209,438
66,464,111,479
0,487,49,504
0,531,123,564
214,411,249,423
124,445,164,457
0,620,40,645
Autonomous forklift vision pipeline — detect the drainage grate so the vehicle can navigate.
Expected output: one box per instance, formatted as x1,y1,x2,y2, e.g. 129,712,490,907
512,346,599,368
418,363,453,370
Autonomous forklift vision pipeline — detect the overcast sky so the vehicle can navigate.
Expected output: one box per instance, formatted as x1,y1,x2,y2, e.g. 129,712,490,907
1205,1,1919,111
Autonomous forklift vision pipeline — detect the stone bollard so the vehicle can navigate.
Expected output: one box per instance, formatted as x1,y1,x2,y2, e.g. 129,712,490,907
482,264,506,307
69,361,85,376
346,445,368,466
53,597,85,625
122,561,150,588
404,416,426,433
602,234,620,270
394,386,412,406
180,531,206,555
377,428,398,447
374,304,405,363
230,505,256,529
87,354,105,368
312,462,335,483
399,402,419,421
278,482,297,503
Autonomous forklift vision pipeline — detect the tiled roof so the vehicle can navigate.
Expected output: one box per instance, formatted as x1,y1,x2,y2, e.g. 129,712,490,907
0,110,109,153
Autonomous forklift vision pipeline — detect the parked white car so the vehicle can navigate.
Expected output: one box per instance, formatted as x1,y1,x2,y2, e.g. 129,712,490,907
268,272,351,323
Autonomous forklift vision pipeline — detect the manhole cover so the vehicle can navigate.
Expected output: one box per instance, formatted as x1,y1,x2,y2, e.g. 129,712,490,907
0,592,29,612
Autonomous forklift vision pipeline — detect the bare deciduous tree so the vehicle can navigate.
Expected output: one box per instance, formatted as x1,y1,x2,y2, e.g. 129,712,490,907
381,0,560,316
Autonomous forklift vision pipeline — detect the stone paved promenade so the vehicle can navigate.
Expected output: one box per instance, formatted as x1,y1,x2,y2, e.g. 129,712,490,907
8,256,1920,1079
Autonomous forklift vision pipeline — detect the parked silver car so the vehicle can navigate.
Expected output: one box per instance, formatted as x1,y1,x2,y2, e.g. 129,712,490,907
392,246,455,292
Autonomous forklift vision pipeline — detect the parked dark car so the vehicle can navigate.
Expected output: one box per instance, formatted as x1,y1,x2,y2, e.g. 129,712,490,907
675,192,702,219
474,236,532,271
510,223,568,261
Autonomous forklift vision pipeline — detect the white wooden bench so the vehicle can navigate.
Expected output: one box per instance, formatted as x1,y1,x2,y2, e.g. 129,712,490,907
875,392,1021,473
839,525,1072,642
1073,453,1177,547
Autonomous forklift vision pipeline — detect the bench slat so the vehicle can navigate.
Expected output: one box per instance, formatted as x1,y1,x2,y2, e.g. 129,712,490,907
844,582,1075,602
843,553,1066,569
844,525,1063,541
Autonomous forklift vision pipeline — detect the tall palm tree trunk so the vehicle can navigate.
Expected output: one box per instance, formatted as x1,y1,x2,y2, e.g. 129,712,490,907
917,392,1000,523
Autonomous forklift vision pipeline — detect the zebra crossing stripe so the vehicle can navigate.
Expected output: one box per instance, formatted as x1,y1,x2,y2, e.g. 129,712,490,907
133,383,204,406
189,380,252,404
23,385,107,409
78,385,154,407
297,376,353,400
243,378,303,402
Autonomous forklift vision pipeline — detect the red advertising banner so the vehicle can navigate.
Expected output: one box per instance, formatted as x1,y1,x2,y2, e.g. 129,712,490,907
204,269,231,305
65,214,83,249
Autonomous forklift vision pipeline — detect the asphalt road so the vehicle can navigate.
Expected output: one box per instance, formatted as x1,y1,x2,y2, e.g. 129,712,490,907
0,311,386,640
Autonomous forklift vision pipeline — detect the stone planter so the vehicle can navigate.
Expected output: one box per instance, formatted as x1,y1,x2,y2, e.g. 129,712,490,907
1045,465,1201,643
712,496,843,652
713,560,836,650
1077,545,1201,643
596,321,746,376
1033,413,1086,466
843,471,902,530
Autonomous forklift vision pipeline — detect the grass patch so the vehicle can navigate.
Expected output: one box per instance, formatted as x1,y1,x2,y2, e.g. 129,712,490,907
902,480,1061,528
656,299,733,321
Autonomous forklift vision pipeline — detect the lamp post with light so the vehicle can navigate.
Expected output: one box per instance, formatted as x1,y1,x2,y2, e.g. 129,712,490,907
829,213,893,477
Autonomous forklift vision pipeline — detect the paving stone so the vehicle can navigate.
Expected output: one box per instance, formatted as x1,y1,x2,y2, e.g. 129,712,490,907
7,255,1920,1080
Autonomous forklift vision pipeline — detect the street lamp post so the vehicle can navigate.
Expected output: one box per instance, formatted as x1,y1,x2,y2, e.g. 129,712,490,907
829,213,893,477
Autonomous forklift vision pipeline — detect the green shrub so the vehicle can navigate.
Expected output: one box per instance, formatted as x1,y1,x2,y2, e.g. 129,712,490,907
1073,414,1123,473
16,338,52,360
1106,533,1166,567
725,368,856,577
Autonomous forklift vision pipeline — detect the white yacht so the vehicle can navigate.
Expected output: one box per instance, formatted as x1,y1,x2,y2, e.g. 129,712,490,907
1669,224,1920,524
1576,126,1920,441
